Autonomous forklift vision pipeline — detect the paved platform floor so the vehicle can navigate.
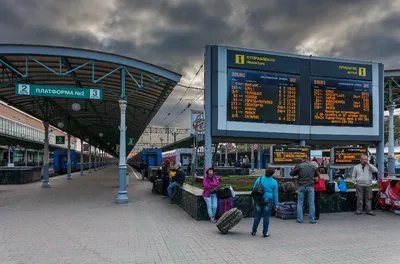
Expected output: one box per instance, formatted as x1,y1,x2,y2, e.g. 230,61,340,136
1,166,399,264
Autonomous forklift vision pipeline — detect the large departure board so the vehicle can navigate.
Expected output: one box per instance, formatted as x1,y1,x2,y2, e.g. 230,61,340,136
311,77,372,126
331,147,367,165
271,145,311,164
227,69,299,124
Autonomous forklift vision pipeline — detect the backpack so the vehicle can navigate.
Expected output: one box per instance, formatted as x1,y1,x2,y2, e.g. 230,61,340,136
218,187,233,199
280,181,296,193
251,176,265,202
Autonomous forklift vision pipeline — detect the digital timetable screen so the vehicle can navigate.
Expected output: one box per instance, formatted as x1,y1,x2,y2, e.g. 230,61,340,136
311,77,372,126
331,147,367,165
227,69,299,124
271,145,311,164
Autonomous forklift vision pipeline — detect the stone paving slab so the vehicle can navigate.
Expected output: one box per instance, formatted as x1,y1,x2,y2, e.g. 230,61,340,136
0,166,399,264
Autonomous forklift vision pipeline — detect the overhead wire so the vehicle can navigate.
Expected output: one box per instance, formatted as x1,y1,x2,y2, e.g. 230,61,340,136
161,63,204,125
165,85,205,128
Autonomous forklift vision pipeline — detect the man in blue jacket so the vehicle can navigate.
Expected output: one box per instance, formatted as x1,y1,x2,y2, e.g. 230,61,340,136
167,162,185,201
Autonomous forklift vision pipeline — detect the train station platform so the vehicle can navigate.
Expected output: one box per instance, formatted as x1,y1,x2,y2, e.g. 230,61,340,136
1,166,399,264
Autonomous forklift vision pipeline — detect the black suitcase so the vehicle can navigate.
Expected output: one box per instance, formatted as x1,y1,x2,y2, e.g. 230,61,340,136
154,179,163,194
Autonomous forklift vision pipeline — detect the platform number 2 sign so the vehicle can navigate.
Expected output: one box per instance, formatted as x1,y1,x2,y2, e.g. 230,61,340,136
18,84,31,95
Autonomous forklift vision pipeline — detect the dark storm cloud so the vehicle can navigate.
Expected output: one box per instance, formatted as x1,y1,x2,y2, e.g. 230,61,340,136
0,0,399,131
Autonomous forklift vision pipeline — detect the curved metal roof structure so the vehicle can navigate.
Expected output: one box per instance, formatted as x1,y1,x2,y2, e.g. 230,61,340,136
385,69,400,105
0,44,182,157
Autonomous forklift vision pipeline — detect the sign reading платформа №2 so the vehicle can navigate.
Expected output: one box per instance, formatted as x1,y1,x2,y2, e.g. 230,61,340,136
15,84,103,100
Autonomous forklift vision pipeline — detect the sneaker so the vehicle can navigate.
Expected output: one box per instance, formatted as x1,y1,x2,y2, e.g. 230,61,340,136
262,233,270,237
366,212,376,216
210,218,217,223
356,212,362,215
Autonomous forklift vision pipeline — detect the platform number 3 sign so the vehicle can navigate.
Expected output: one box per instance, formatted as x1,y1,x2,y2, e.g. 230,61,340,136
18,84,30,95
89,89,100,99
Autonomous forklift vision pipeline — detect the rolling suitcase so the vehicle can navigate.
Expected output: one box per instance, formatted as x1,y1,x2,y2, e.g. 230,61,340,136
154,179,163,194
216,197,234,218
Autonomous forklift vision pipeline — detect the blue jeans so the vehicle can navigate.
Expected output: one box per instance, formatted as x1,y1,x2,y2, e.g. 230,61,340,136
252,198,273,234
297,186,316,223
203,194,218,218
167,182,181,199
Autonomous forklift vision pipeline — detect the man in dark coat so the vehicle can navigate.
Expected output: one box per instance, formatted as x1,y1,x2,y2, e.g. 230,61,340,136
167,162,185,200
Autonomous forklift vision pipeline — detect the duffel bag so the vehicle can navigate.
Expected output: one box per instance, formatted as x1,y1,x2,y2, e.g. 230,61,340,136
277,201,297,214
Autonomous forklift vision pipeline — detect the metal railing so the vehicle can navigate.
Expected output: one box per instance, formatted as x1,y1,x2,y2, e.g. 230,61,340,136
0,115,75,149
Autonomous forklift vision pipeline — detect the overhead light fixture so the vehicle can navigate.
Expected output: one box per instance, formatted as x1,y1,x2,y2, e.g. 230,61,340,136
99,132,103,137
57,122,64,129
85,138,89,142
107,142,110,145
72,103,81,111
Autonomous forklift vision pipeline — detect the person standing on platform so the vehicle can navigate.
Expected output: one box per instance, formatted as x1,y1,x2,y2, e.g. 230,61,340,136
202,167,220,223
161,160,170,198
311,161,322,220
352,154,378,216
290,157,319,224
251,167,279,237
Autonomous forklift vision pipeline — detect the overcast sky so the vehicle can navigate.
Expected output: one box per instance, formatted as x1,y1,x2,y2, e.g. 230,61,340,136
1,0,400,145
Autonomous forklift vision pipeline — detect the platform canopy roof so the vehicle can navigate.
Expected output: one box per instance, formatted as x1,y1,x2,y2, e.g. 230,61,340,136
0,44,181,157
384,69,400,106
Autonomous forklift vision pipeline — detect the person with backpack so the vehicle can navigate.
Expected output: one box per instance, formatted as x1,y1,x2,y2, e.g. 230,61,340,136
202,167,220,223
251,167,279,237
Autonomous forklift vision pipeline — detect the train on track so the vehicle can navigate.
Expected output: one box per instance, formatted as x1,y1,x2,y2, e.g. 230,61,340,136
52,149,116,174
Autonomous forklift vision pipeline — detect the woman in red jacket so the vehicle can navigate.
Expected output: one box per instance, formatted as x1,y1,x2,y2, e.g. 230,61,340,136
202,167,220,223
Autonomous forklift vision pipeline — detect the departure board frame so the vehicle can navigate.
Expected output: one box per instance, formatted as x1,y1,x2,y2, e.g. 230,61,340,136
330,147,368,165
204,45,384,144
270,145,311,165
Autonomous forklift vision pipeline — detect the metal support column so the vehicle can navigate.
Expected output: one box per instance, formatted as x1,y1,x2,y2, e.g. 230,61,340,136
88,144,92,173
328,168,334,183
204,46,212,170
24,149,28,167
251,144,255,170
37,150,40,167
80,139,84,176
377,140,385,178
42,122,50,188
224,144,228,167
101,151,103,168
116,67,128,204
7,146,11,166
99,150,101,169
219,147,222,165
94,148,97,171
387,102,396,176
257,149,261,169
67,134,72,180
235,145,238,162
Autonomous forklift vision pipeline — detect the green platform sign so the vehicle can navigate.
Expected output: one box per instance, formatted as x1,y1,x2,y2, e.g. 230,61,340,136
127,138,135,146
56,136,65,144
15,84,103,100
